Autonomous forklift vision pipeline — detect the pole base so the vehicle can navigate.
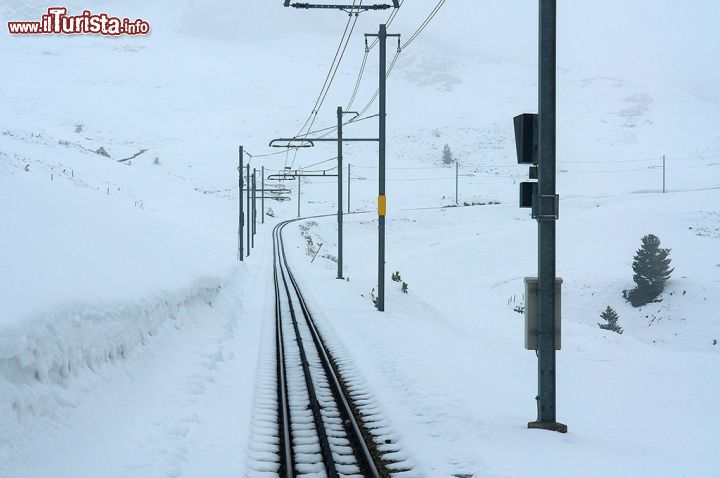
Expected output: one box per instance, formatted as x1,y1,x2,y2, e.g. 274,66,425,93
528,421,568,433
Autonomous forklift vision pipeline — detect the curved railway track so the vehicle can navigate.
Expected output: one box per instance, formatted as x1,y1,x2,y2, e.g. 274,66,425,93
272,218,387,478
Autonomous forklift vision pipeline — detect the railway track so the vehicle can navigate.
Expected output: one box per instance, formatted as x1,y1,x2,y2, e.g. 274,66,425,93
271,218,387,478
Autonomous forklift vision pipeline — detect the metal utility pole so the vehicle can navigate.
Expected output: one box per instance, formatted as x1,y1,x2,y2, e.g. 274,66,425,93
378,24,387,312
246,163,251,257
348,163,351,214
365,24,399,312
252,169,256,248
455,161,459,206
662,155,666,193
238,146,244,261
337,106,344,280
297,173,301,218
261,165,265,223
530,0,566,434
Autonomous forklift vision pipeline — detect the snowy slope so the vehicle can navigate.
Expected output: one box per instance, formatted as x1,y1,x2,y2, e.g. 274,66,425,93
1,0,719,476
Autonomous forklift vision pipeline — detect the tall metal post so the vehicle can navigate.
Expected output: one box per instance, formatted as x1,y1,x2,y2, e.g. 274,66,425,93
297,173,301,218
337,106,344,279
262,165,265,223
347,163,351,214
238,146,244,261
377,23,387,312
455,161,459,206
252,169,256,247
246,164,251,256
662,155,666,193
530,0,566,433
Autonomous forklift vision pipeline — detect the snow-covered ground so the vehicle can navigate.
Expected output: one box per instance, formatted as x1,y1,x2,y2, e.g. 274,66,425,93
1,0,719,476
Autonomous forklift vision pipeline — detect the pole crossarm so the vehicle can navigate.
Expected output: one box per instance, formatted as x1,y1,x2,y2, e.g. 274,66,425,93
287,3,396,10
342,110,361,120
270,137,378,144
260,195,292,201
282,172,339,178
364,33,401,38
269,138,315,148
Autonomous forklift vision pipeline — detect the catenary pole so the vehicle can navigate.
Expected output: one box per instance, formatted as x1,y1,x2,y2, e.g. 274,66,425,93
337,106,344,279
238,146,244,261
364,23,399,312
252,169,256,247
297,173,301,218
262,165,265,223
377,23,387,311
246,163,251,256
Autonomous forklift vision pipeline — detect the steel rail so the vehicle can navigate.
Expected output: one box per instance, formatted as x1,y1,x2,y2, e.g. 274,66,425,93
276,218,382,478
272,222,295,478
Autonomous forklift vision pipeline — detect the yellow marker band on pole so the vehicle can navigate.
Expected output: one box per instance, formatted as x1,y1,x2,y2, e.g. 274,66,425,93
378,195,386,216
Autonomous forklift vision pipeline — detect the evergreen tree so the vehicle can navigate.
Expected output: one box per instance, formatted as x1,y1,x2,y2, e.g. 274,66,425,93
598,306,623,334
627,234,674,306
442,144,454,164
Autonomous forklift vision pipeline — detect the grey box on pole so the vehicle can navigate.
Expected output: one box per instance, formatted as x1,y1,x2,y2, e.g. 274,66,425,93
524,277,562,350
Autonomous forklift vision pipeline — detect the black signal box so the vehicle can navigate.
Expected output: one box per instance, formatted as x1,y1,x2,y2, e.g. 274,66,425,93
519,181,537,208
513,114,538,165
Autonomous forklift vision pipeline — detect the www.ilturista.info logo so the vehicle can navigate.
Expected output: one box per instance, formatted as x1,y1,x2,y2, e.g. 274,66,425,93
7,7,150,36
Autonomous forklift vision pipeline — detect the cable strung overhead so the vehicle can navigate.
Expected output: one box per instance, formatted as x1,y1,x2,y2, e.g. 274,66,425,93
283,0,399,10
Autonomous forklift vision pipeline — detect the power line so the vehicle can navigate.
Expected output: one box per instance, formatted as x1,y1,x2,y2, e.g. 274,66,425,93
353,0,446,118
285,2,360,170
346,45,369,109
345,0,403,111
400,0,445,50
299,156,339,170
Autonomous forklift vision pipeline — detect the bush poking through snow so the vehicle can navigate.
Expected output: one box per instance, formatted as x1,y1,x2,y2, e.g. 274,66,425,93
442,144,454,165
266,207,275,217
390,271,408,293
624,234,674,307
96,146,110,157
153,156,160,165
371,288,379,309
598,306,623,334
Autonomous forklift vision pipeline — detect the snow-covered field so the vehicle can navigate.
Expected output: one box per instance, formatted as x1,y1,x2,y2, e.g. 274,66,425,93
1,0,719,476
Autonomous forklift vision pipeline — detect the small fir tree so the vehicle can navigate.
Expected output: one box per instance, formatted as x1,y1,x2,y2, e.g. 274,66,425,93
598,306,623,334
626,234,674,306
442,144,454,165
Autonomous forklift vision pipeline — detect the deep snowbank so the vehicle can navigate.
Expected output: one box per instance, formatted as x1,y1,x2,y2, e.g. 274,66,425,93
0,276,229,462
